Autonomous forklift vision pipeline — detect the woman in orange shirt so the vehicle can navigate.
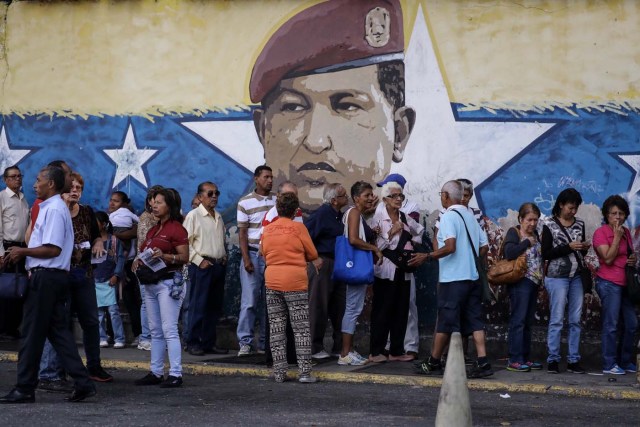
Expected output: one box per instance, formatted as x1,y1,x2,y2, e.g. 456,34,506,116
261,192,320,383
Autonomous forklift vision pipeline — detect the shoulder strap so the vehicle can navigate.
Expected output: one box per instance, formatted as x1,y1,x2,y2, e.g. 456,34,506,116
551,216,586,267
451,209,479,259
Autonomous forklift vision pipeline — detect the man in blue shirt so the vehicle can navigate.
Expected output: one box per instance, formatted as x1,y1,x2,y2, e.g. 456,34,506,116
0,165,95,404
305,183,349,359
409,180,492,378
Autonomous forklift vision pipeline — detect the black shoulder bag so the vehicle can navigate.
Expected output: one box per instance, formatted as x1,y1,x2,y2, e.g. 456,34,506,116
451,209,495,303
625,238,640,304
551,217,592,294
381,212,417,273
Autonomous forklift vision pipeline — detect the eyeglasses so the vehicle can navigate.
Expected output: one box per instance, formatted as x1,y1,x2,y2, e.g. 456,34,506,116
386,193,406,200
438,191,448,197
5,174,22,179
204,190,220,198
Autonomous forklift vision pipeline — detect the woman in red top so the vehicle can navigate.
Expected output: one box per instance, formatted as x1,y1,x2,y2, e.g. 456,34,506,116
132,188,189,388
261,192,320,383
593,195,638,375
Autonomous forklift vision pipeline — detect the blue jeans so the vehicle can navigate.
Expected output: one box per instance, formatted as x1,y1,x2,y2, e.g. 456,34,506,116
545,275,583,363
595,278,638,370
236,251,266,350
144,279,185,377
508,278,538,364
38,340,64,381
341,284,368,334
139,284,151,343
98,304,126,344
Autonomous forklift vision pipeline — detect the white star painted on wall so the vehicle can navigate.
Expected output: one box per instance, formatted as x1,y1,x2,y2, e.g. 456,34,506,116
618,154,640,196
396,6,555,213
0,125,31,173
180,119,264,173
103,124,157,189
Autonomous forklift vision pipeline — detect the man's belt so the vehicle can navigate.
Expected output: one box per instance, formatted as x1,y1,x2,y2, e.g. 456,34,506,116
203,256,226,265
248,246,259,252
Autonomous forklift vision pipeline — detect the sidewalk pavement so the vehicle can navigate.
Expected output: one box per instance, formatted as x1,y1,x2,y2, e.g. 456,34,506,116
1,340,639,400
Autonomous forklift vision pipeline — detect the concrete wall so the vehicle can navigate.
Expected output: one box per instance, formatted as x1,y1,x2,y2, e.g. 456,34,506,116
2,0,640,338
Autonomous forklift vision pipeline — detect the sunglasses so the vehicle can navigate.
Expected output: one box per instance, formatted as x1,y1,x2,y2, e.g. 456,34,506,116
204,190,220,198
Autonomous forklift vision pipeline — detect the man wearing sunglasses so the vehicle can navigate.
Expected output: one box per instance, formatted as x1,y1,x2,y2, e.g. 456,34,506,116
182,181,228,356
0,165,29,340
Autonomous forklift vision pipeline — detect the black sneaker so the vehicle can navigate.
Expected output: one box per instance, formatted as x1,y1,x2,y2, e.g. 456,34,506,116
547,361,560,374
468,362,494,379
416,358,443,375
38,379,74,393
134,372,163,386
160,375,183,388
66,386,96,402
567,362,586,374
88,366,113,383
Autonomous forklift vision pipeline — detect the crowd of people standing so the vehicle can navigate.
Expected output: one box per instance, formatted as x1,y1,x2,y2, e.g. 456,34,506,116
0,160,638,402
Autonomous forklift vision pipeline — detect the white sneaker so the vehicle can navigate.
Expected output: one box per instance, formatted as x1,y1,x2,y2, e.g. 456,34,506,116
113,342,125,349
99,340,109,348
238,344,252,356
312,350,331,359
337,352,369,366
137,341,151,351
298,374,317,383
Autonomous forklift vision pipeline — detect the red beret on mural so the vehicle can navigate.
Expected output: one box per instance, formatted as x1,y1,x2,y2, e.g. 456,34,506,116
249,0,404,103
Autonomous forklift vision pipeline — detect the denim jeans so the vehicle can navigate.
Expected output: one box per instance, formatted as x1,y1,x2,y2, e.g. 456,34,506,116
341,284,368,334
98,304,126,344
595,278,638,370
144,279,185,377
39,340,64,381
139,284,151,343
508,278,538,364
545,275,583,363
236,251,266,350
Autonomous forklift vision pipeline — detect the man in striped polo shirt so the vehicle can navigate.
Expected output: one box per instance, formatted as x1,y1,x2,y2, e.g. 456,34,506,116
236,165,275,356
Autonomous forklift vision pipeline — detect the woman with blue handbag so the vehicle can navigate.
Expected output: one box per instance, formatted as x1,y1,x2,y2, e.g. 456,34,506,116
337,181,383,366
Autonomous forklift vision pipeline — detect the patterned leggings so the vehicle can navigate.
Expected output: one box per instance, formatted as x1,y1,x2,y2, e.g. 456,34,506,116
266,289,312,377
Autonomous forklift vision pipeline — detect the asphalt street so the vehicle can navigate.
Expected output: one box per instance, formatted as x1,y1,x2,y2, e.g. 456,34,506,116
0,362,639,427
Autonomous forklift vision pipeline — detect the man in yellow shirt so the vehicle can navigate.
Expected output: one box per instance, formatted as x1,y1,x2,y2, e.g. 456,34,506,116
183,181,228,356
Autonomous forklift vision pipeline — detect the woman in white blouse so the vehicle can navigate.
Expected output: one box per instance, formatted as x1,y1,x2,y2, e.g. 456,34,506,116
368,182,424,363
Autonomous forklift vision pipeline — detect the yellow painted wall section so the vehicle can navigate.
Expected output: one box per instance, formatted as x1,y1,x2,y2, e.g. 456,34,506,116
1,0,639,116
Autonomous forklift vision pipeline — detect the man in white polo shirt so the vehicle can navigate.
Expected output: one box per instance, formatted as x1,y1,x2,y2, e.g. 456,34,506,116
0,165,95,404
236,165,275,356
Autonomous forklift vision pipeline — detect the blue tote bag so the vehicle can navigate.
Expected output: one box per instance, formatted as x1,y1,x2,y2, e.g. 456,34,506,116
332,208,374,285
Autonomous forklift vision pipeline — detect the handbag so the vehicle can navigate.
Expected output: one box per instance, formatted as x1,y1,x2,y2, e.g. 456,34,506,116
382,212,417,273
332,208,375,285
487,228,528,285
451,210,496,303
625,240,640,304
0,268,28,299
552,217,592,294
135,264,173,284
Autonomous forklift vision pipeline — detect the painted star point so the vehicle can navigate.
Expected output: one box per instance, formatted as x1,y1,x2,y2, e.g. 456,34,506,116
103,124,157,189
0,125,31,173
397,7,555,213
618,154,640,196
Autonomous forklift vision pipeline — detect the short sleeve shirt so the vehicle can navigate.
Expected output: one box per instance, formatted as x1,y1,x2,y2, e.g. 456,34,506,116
593,225,631,286
140,220,188,271
26,195,74,271
438,205,488,283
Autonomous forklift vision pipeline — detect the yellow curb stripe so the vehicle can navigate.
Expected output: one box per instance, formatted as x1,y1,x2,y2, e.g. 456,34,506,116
2,351,639,400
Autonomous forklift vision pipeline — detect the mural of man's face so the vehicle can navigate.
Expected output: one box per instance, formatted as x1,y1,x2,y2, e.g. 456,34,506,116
254,64,414,209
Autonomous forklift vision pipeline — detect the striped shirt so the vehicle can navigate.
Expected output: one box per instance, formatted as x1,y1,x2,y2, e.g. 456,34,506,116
237,191,275,248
